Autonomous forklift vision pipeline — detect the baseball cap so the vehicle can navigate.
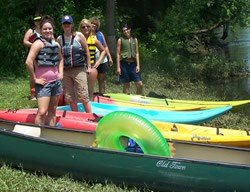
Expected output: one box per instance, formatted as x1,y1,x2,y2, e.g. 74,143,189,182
61,15,73,24
33,16,41,21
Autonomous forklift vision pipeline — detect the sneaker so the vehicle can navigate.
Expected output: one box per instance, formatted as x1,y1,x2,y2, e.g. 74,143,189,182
29,96,37,101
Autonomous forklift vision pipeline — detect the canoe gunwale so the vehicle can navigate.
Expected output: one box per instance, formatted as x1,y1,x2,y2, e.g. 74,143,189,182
1,122,250,168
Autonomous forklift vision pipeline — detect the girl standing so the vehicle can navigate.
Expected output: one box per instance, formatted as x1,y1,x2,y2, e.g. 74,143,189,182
57,15,92,112
25,15,63,126
79,19,106,100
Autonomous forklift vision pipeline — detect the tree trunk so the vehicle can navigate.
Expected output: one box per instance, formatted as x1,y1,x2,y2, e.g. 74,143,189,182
105,0,116,58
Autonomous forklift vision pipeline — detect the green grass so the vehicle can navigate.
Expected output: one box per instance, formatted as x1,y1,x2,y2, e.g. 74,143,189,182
0,74,249,191
0,164,139,192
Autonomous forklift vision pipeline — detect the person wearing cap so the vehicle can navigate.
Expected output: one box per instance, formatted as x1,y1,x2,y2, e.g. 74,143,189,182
23,14,42,47
116,23,143,95
57,15,92,113
89,16,113,95
79,18,106,101
23,14,42,101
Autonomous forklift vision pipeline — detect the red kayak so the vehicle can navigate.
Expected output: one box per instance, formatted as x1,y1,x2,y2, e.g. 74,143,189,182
0,109,101,131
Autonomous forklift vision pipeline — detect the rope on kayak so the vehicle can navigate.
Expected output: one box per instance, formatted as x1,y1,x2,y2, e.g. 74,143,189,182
164,98,169,105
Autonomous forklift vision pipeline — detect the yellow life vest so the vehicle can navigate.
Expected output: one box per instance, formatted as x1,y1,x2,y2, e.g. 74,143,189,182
87,35,96,65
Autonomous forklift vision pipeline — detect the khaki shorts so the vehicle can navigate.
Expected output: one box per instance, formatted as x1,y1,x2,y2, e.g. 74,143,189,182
63,67,89,103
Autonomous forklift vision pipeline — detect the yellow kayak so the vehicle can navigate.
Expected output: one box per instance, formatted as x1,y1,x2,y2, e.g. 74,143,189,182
93,94,227,111
105,93,250,112
151,120,250,148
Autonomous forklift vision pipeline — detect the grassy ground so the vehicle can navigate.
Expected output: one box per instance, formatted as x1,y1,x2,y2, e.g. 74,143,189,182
0,75,249,191
0,164,140,192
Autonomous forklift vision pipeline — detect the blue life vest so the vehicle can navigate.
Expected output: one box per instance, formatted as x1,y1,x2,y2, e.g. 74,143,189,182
96,31,104,46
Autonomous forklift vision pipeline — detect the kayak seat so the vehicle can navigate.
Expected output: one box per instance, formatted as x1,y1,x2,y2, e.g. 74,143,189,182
13,124,41,137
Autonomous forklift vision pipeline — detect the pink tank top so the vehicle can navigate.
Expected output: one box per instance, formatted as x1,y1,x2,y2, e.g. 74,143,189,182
35,62,59,83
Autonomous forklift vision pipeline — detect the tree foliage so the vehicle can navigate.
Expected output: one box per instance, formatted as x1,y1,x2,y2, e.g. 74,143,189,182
147,0,250,80
0,0,249,80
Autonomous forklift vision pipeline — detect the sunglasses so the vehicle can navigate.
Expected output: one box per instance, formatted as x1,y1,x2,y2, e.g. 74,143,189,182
82,25,90,29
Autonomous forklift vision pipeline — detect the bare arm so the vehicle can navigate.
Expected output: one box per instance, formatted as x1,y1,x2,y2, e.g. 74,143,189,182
135,38,140,72
23,29,33,48
56,36,62,47
100,32,113,66
116,38,121,75
94,39,106,68
25,40,43,83
57,42,64,80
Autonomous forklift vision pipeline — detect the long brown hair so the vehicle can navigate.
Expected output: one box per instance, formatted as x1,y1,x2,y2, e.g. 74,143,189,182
40,15,55,29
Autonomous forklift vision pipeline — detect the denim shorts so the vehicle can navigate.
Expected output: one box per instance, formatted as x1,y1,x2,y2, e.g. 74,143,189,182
35,79,62,98
119,61,142,83
97,62,109,74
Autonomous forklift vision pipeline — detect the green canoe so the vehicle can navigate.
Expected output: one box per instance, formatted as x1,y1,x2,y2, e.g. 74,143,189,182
0,112,249,192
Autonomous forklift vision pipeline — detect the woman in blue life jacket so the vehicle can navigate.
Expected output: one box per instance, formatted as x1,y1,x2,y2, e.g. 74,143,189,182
23,14,42,101
25,15,64,126
89,16,113,94
116,23,143,95
57,15,92,113
79,19,106,101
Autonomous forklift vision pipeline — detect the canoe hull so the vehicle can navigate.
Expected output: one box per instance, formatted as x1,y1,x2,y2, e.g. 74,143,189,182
0,127,249,192
57,102,232,124
105,93,250,112
92,95,205,111
0,110,100,131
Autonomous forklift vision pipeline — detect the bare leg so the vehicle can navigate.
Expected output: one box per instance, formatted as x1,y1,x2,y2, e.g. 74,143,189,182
35,96,50,125
47,95,59,126
97,73,106,94
83,101,92,113
135,81,143,95
70,100,78,111
123,83,130,94
87,68,98,101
